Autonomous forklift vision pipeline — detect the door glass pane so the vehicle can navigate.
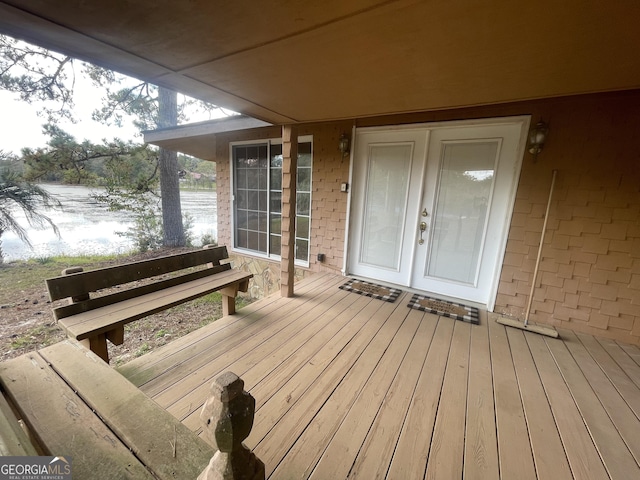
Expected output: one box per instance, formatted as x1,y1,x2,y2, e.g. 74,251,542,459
360,144,412,270
427,141,498,284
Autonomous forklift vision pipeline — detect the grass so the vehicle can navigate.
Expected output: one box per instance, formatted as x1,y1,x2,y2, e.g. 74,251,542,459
155,329,170,338
0,254,120,304
10,324,60,350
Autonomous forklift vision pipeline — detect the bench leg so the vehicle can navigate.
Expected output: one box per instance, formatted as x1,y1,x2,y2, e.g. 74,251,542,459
220,286,238,316
106,326,125,346
222,294,235,316
80,334,109,363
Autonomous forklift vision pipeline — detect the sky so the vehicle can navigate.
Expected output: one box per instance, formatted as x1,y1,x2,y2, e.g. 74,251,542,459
0,58,230,156
0,72,142,155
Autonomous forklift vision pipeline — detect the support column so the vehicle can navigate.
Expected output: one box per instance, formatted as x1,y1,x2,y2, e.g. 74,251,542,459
281,125,298,297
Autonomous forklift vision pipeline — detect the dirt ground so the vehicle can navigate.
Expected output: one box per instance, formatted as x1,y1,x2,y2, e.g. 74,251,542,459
0,248,251,366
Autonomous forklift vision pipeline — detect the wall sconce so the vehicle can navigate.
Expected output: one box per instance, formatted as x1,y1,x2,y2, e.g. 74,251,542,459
338,134,350,157
528,120,549,161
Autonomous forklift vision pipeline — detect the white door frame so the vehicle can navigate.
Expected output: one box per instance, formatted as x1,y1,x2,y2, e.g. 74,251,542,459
345,116,530,310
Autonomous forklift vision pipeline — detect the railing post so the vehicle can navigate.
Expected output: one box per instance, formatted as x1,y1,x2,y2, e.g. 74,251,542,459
198,372,265,480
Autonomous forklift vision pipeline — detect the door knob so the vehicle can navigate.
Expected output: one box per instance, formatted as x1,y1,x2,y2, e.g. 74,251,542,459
422,208,428,217
419,221,427,245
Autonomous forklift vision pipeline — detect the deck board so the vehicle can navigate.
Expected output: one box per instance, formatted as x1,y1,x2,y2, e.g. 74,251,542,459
464,321,500,480
424,321,470,480
121,273,640,479
386,315,453,480
345,311,438,480
507,328,572,480
488,314,537,480
266,292,411,478
309,307,423,479
158,275,351,420
546,332,640,479
526,333,610,479
560,329,640,466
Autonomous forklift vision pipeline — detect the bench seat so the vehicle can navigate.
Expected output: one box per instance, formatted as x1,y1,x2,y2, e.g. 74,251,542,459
59,268,252,341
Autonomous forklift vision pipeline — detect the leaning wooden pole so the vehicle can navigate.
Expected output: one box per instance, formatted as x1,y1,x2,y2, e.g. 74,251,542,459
523,169,557,325
199,372,265,480
496,169,559,338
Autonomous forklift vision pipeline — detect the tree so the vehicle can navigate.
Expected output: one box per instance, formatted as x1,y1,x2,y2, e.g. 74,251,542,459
0,152,59,263
21,123,156,185
0,36,75,122
157,87,184,246
1,34,223,248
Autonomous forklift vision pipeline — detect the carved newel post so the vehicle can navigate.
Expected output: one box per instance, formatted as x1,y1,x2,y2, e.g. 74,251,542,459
198,372,265,480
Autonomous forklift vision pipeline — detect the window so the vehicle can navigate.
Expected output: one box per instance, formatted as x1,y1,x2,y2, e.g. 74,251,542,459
232,138,312,264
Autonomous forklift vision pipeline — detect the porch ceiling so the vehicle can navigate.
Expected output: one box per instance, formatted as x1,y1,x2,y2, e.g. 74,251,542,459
1,1,639,125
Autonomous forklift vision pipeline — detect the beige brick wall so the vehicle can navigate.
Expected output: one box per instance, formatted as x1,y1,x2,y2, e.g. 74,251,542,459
213,91,640,345
492,92,640,345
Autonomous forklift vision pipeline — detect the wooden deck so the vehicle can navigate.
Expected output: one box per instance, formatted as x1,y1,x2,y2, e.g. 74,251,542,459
118,273,640,480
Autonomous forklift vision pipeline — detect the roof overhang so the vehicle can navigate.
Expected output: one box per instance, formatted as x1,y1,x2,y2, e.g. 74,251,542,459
1,1,639,125
143,116,271,160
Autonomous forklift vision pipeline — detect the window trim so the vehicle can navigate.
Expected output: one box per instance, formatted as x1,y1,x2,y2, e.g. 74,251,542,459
230,135,313,267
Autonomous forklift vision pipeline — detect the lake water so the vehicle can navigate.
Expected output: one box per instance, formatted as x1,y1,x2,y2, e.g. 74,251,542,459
2,184,218,261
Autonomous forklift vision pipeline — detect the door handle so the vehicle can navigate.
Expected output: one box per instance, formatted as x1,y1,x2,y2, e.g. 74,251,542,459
419,221,427,245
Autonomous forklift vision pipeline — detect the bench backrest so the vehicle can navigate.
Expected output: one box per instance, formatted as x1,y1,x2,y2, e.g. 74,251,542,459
46,246,231,320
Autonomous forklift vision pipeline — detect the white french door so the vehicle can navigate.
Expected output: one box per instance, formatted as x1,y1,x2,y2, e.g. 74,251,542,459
348,117,528,306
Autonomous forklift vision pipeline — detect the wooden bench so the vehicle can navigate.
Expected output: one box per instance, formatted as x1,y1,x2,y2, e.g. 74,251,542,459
46,246,252,363
0,341,215,478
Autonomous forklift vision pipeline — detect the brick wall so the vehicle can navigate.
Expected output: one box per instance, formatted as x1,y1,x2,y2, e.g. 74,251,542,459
493,92,640,344
213,91,640,345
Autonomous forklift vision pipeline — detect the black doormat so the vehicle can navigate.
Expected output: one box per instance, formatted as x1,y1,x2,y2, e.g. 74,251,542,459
407,293,480,324
339,278,402,303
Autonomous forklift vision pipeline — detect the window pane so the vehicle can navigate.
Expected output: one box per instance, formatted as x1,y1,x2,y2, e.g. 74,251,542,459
270,214,281,234
247,169,259,189
259,169,267,189
271,192,282,213
360,144,411,270
298,142,312,166
259,232,268,252
248,231,260,251
258,146,268,168
236,189,247,209
296,239,309,261
296,216,309,239
248,191,259,210
270,167,282,191
236,210,248,230
237,168,247,189
237,229,248,249
259,212,267,232
297,192,310,215
427,142,498,284
271,144,283,167
297,167,311,192
270,234,281,256
247,211,259,230
259,190,267,211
